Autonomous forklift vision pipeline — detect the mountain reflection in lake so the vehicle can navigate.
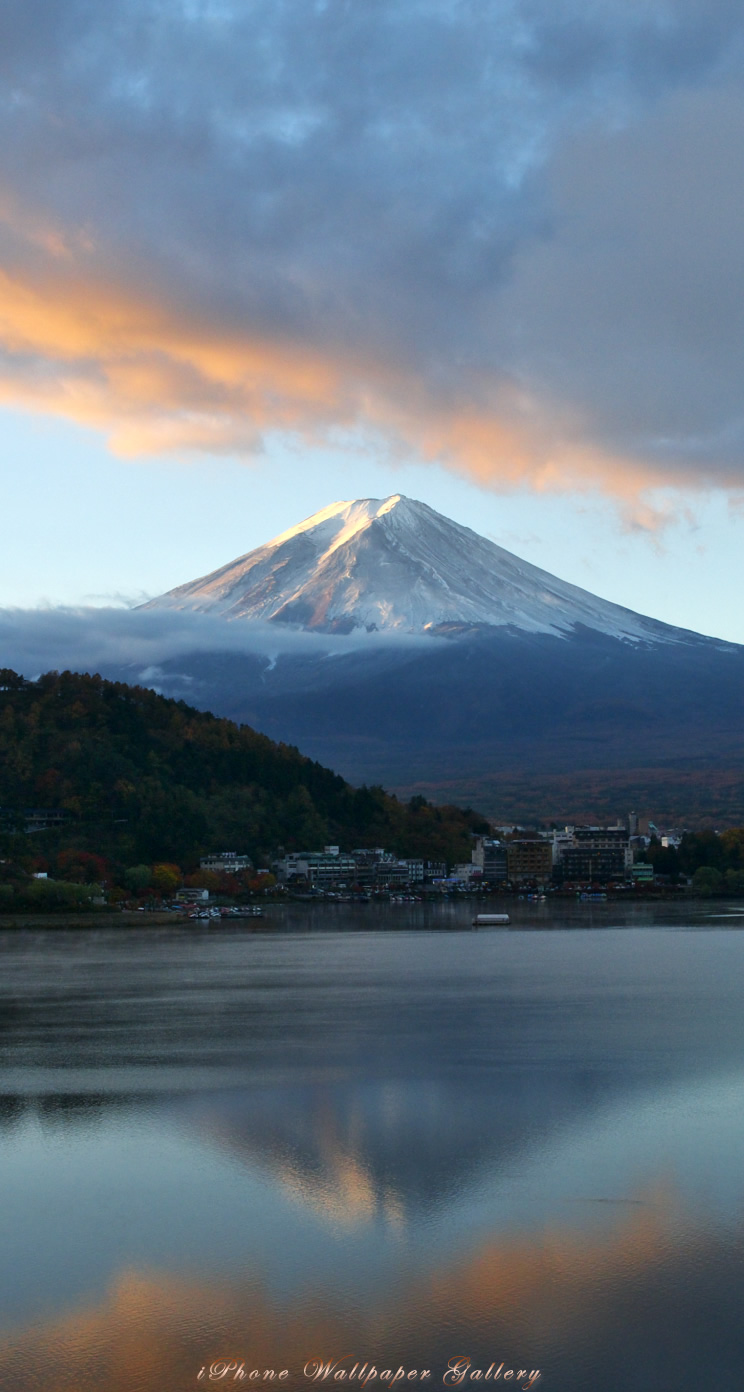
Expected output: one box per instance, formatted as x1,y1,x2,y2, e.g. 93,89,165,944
2,903,744,1392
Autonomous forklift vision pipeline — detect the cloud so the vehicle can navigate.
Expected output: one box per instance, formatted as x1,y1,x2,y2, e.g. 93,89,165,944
497,83,744,486
0,605,426,684
0,1,744,501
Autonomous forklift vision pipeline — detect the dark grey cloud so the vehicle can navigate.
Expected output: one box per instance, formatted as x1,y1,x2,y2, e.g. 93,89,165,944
498,83,744,479
0,0,743,492
519,0,744,93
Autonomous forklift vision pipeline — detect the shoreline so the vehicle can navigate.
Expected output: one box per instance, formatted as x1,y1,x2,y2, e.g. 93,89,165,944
0,893,741,930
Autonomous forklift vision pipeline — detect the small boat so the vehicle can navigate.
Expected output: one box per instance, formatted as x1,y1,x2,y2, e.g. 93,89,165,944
472,912,510,926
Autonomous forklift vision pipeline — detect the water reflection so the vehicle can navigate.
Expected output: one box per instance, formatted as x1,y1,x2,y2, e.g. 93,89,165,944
177,1072,598,1226
2,914,744,1391
1,1194,743,1392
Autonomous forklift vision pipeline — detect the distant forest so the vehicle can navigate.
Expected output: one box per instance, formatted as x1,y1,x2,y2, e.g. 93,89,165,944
0,668,488,886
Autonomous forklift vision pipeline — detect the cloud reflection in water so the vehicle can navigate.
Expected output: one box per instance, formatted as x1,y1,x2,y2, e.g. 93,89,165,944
3,923,744,1390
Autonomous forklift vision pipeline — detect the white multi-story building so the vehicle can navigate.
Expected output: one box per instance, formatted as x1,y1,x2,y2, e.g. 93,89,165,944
551,828,576,865
200,852,253,873
275,849,358,888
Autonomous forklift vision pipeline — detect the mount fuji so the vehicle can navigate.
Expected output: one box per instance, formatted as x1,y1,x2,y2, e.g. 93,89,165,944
143,494,699,646
132,495,744,822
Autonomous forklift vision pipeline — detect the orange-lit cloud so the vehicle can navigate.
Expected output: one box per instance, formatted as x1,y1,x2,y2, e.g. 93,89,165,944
0,4,744,521
0,227,675,522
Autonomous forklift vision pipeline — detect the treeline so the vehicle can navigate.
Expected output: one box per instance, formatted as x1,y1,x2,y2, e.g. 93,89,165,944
0,852,273,911
647,829,744,894
0,669,488,882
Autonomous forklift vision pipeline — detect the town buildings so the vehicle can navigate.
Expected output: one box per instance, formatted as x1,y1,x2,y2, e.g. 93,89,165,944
205,814,685,896
274,845,433,890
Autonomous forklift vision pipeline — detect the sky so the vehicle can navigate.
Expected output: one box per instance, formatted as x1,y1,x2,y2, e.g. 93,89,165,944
1,0,744,642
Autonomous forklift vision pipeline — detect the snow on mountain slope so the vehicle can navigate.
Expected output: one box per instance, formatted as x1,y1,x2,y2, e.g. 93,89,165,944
142,494,699,644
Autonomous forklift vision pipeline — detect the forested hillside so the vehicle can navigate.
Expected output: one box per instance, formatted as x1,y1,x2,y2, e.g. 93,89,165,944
0,669,487,871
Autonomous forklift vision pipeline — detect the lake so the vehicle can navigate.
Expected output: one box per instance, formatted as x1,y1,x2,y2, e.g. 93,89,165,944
2,899,744,1392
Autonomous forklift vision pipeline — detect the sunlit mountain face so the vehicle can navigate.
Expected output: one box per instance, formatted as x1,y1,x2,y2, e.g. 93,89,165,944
133,495,744,820
142,494,702,643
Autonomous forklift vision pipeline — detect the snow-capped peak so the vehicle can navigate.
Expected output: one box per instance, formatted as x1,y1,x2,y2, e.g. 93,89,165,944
270,496,407,566
142,494,697,644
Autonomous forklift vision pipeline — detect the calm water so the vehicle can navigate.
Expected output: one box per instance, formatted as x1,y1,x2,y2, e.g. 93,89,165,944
2,900,744,1392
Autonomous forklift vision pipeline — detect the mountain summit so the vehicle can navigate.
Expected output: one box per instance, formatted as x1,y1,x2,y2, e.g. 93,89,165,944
144,494,690,644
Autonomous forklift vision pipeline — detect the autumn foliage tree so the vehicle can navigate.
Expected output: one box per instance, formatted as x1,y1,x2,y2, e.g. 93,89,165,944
151,863,182,894
56,849,110,885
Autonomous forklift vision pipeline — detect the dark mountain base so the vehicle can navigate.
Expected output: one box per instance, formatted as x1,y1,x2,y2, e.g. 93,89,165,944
102,626,744,826
394,765,744,827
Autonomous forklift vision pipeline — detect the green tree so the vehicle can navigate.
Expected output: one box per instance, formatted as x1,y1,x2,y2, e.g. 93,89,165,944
693,866,724,896
721,829,744,870
123,864,152,893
